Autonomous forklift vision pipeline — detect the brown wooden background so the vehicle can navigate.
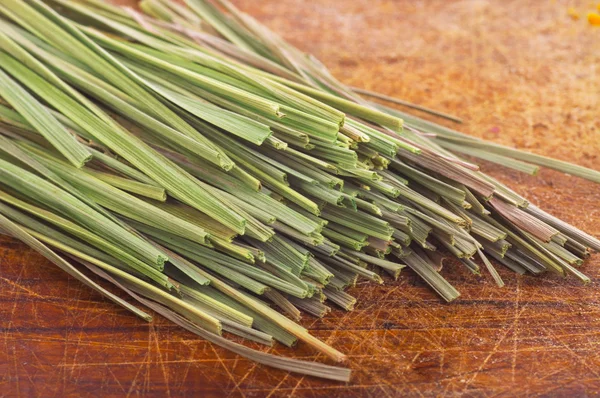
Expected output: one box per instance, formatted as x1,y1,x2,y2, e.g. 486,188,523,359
1,0,600,396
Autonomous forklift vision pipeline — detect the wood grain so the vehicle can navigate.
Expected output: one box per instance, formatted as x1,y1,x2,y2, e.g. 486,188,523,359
1,0,599,396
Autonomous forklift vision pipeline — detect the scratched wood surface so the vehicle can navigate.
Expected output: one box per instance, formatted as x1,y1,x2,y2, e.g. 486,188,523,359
1,0,600,396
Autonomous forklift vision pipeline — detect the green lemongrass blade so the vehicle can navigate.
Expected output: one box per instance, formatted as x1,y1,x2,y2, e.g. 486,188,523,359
185,119,320,215
0,52,246,234
312,238,341,257
82,26,280,116
350,86,463,123
538,240,583,266
154,244,210,287
17,213,171,288
166,78,321,145
319,254,383,284
297,182,348,208
321,206,393,241
190,124,287,184
0,128,160,266
395,184,465,224
288,296,330,318
360,179,400,198
563,238,590,258
326,223,369,243
259,260,309,295
54,0,268,88
137,33,347,125
86,263,221,334
462,186,489,215
322,228,368,251
522,232,589,282
274,78,401,130
209,236,255,262
437,136,600,183
506,249,547,274
484,215,565,275
136,225,269,295
0,66,91,168
388,157,466,205
21,145,211,246
302,258,334,284
283,146,338,171
157,145,261,195
215,318,274,346
87,147,158,186
232,146,318,186
0,155,167,267
485,249,527,274
259,146,335,186
183,0,256,52
0,211,152,321
201,286,297,347
348,119,404,156
323,286,356,311
0,189,169,284
277,105,339,142
338,166,380,181
0,132,116,215
341,249,405,277
403,207,463,237
218,191,276,225
161,242,268,295
130,288,350,381
271,222,323,247
149,199,237,242
264,290,302,321
477,249,504,287
359,189,404,212
559,261,591,284
309,142,358,167
122,62,273,145
404,250,460,302
164,235,307,297
467,212,507,242
179,284,253,327
2,0,231,168
201,187,273,243
29,46,233,165
481,238,512,257
440,141,539,176
85,169,167,201
252,235,308,276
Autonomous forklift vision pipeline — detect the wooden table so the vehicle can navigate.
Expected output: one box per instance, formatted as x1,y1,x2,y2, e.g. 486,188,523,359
1,0,599,396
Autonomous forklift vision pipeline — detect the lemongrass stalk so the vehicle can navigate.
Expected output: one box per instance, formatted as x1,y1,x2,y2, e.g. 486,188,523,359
179,284,253,327
0,155,168,267
0,189,169,283
21,144,212,246
87,147,158,186
85,169,167,201
201,286,298,347
0,52,246,233
351,86,462,123
0,211,152,320
0,67,91,167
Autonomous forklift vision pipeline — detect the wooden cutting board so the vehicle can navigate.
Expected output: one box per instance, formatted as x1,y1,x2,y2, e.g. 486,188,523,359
1,0,599,396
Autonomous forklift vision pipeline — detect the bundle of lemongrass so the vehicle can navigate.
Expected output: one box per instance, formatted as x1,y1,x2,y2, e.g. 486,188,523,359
0,0,598,382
